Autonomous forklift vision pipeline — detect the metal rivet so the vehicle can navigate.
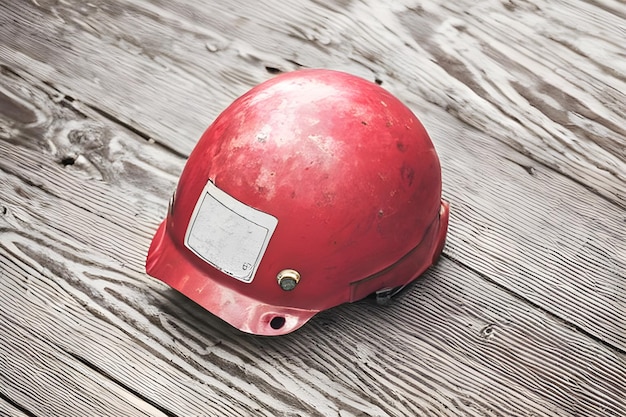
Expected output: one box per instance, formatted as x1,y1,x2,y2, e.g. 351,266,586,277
277,269,300,291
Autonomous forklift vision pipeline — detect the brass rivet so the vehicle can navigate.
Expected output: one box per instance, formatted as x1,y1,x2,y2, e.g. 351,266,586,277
277,269,300,291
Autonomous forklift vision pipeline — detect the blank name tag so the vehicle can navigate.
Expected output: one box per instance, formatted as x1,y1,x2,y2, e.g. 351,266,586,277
185,181,278,283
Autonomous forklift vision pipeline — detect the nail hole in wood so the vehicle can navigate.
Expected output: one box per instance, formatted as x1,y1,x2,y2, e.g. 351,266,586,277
60,156,76,166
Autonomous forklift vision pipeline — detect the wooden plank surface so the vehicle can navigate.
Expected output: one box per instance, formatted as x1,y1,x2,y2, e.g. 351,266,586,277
0,0,623,202
1,60,625,417
0,0,625,416
1,8,624,352
0,137,624,416
0,398,30,417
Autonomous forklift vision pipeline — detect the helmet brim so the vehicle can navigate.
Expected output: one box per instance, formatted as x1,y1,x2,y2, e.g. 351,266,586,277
146,221,319,336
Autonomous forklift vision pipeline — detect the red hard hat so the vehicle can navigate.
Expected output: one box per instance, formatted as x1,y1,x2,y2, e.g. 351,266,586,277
146,69,449,335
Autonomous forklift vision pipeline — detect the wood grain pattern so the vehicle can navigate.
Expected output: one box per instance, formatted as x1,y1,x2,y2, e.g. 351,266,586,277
0,64,625,416
0,303,169,417
1,49,623,353
0,399,31,417
1,0,624,353
0,0,623,204
1,154,624,416
1,1,625,416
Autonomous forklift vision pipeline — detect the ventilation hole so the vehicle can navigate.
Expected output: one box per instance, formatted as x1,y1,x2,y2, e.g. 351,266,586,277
60,156,76,166
270,316,286,330
265,66,282,74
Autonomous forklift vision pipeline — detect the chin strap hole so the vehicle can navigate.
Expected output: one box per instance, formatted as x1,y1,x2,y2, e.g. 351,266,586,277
269,316,286,330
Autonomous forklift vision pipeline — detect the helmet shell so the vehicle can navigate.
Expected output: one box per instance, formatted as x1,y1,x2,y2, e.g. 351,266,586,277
147,69,449,335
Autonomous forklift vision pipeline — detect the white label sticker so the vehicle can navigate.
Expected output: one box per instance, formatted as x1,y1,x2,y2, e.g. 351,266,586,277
184,181,278,283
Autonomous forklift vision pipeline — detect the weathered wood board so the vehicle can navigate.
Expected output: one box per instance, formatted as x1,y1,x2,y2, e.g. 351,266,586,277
0,0,625,416
1,135,624,415
2,1,624,350
0,396,30,417
1,0,623,201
